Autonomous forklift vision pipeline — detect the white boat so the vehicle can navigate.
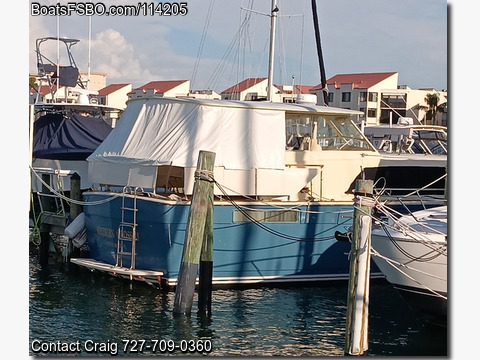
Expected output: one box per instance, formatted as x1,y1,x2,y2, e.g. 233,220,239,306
362,120,447,200
363,121,447,155
371,205,447,326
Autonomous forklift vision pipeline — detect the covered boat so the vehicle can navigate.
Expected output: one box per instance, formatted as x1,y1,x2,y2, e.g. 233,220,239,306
71,95,445,287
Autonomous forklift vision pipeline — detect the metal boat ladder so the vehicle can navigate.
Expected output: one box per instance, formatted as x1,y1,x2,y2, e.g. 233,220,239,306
116,186,142,269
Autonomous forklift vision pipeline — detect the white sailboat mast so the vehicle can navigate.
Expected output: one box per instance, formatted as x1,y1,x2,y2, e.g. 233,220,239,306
87,1,92,90
267,0,278,102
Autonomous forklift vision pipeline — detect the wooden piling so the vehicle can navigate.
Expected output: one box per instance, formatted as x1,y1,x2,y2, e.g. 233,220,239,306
39,174,52,266
198,200,214,316
69,172,82,220
173,151,215,315
68,172,82,259
344,179,374,356
443,166,447,206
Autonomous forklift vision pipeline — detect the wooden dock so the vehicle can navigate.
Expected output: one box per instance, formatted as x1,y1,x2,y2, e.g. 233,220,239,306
70,258,164,286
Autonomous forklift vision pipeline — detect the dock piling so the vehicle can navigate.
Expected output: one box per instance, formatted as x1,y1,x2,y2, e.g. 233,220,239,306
443,166,447,205
39,174,52,266
68,172,82,259
198,200,214,316
344,179,374,356
173,151,215,315
69,172,82,219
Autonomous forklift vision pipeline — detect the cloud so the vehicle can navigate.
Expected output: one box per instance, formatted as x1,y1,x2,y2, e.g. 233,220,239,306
90,29,155,85
29,13,50,73
28,0,447,91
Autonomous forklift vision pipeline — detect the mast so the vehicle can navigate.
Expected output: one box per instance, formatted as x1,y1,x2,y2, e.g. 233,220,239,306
87,6,92,90
311,0,328,106
267,0,279,102
57,15,61,102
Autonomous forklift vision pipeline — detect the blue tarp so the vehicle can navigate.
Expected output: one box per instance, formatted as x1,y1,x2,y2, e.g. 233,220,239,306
33,113,113,160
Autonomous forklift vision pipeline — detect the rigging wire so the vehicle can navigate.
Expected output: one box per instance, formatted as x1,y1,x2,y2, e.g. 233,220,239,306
191,0,215,90
206,1,306,94
205,13,252,90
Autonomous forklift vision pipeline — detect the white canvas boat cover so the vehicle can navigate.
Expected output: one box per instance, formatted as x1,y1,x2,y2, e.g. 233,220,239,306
87,96,286,170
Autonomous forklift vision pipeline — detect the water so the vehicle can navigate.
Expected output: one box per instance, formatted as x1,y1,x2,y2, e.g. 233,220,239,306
29,249,447,357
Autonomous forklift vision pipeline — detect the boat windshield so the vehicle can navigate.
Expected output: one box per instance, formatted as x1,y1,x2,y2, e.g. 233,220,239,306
410,130,448,155
285,115,374,151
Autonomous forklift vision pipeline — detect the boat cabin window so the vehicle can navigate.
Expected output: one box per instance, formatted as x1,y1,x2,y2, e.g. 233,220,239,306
285,115,373,151
411,130,448,155
233,209,298,223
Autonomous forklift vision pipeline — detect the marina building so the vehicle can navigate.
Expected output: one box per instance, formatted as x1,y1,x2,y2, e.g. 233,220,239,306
29,70,447,127
97,83,131,110
221,78,281,102
311,72,447,126
128,80,190,99
220,77,315,103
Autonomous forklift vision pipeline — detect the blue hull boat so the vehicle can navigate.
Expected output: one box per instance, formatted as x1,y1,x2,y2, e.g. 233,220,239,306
82,192,371,286
70,95,445,287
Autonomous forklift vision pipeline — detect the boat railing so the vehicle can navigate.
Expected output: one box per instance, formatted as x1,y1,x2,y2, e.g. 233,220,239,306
373,186,446,211
32,190,70,235
30,167,78,235
35,191,68,218
375,187,444,196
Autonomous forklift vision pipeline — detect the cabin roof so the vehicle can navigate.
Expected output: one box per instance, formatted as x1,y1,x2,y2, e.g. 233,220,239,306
125,94,362,116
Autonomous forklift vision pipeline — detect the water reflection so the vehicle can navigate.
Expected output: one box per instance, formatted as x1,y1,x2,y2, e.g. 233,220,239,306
29,252,446,356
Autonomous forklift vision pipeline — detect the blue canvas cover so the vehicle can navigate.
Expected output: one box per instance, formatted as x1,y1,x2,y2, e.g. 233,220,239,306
33,113,113,160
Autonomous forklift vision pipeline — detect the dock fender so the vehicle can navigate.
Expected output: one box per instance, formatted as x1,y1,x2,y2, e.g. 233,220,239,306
65,212,85,239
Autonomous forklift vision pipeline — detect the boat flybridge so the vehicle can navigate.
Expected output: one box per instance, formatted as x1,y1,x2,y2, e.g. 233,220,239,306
34,36,120,114
30,36,123,192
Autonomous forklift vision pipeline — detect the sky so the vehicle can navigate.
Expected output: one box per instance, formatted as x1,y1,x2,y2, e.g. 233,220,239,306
28,0,448,92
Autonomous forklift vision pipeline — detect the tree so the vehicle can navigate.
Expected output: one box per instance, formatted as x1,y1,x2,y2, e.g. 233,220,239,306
29,76,37,89
425,93,440,125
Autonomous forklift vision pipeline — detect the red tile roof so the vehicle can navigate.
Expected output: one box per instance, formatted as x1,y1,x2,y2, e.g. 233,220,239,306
295,85,315,94
221,78,267,94
132,80,188,94
32,85,58,96
98,83,130,96
311,72,397,91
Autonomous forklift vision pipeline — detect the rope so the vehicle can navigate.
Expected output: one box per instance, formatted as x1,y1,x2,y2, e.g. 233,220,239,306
371,248,447,300
402,173,447,198
361,192,447,264
29,191,42,245
30,166,121,206
353,195,376,208
363,182,447,301
211,178,344,243
213,179,353,216
194,169,215,182
380,223,446,262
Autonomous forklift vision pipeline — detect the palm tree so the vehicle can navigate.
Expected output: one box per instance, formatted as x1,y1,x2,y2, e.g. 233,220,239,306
425,93,440,125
